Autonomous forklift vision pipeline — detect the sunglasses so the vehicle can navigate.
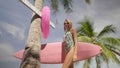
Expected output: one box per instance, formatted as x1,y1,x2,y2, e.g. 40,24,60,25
64,23,69,25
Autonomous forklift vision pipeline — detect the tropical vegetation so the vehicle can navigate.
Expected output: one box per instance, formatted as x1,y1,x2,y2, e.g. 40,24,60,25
77,18,120,68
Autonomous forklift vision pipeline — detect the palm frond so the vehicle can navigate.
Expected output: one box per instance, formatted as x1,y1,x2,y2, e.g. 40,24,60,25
95,56,101,68
77,17,120,68
61,0,73,13
100,52,109,67
101,37,120,46
99,37,120,56
105,42,120,55
108,48,120,65
78,36,92,42
78,20,94,37
77,27,87,36
110,49,120,56
100,52,108,62
97,25,116,38
107,50,120,64
105,44,120,56
51,0,59,12
98,42,120,64
85,0,91,4
97,42,111,58
83,58,92,68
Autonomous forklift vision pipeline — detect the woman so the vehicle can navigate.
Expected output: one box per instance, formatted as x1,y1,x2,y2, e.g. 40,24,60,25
62,19,78,68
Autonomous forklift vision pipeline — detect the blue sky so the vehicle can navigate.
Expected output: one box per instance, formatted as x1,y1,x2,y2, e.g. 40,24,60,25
0,0,120,68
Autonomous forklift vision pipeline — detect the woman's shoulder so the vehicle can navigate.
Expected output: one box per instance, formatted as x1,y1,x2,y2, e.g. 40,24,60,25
70,28,76,33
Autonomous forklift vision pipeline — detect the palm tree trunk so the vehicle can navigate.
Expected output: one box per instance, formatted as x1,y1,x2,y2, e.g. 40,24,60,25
20,0,43,68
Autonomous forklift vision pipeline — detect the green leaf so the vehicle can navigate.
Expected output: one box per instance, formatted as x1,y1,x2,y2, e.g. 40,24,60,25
101,37,120,46
78,36,92,42
95,56,101,68
77,17,120,68
51,0,59,12
77,19,94,37
85,0,91,4
61,0,73,13
97,25,116,38
83,58,92,68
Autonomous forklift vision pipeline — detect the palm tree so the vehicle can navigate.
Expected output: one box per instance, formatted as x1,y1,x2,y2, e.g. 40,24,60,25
20,0,91,68
20,0,43,68
77,18,120,68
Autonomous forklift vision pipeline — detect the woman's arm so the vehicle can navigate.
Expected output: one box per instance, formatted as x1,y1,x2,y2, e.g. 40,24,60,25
71,28,78,60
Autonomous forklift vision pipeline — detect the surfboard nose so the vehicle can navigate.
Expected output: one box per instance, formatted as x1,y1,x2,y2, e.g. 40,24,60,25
99,47,102,52
95,45,102,54
98,46,102,54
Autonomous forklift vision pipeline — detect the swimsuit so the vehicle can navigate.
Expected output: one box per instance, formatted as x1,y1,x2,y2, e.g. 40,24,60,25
64,31,74,53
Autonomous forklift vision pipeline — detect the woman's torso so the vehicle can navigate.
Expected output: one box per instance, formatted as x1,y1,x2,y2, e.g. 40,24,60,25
64,31,74,53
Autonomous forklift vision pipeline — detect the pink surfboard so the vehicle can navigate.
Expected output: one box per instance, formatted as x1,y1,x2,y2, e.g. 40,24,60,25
14,42,102,64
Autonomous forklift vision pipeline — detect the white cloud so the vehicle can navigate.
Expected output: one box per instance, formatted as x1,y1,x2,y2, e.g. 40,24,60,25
106,8,120,21
0,43,17,62
86,0,120,35
0,21,25,40
93,0,120,20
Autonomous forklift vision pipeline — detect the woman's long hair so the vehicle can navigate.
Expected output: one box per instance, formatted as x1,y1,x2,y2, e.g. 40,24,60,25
64,19,72,31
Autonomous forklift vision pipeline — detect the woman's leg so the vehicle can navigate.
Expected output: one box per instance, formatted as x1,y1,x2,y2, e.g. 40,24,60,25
69,63,74,68
62,47,74,68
